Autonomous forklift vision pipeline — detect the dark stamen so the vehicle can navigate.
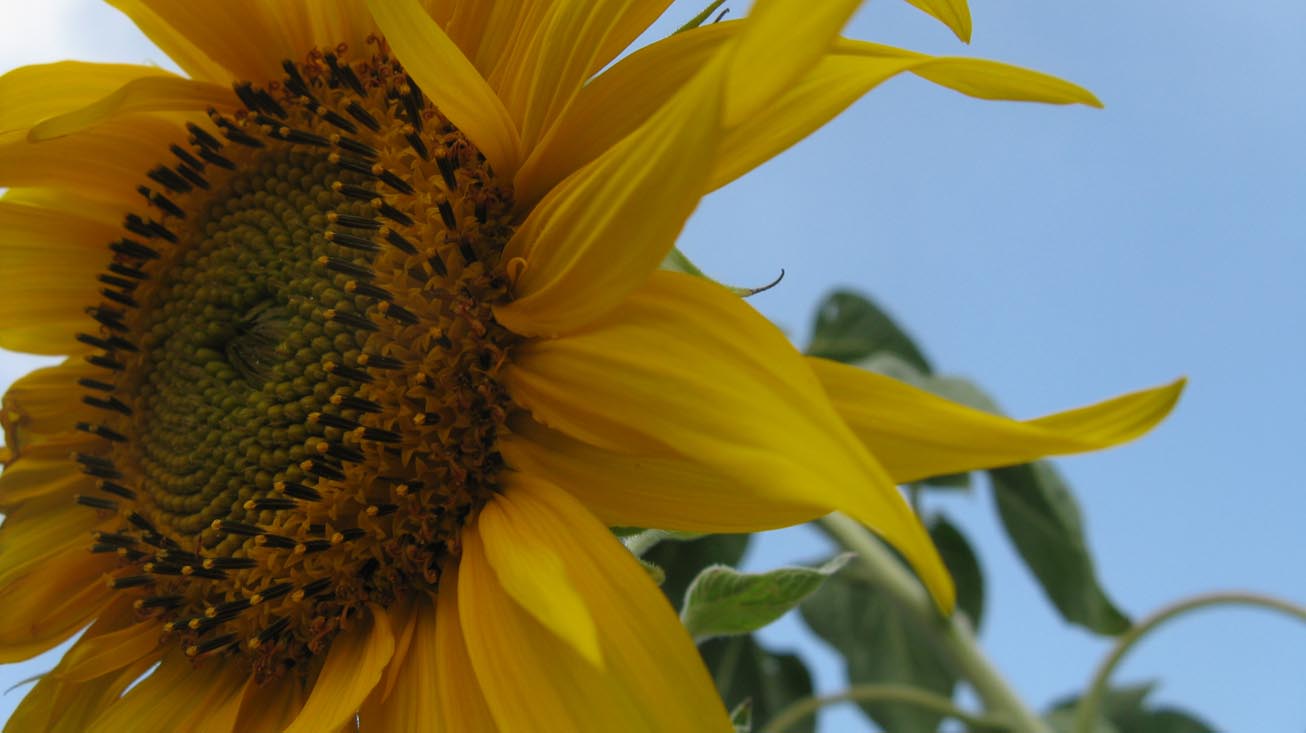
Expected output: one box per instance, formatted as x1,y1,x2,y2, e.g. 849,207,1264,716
186,122,222,150
344,101,380,131
319,255,375,279
76,422,127,443
78,377,115,392
325,362,374,383
112,236,160,260
330,394,382,413
97,480,137,499
376,202,413,227
75,495,117,510
384,229,416,254
438,200,457,229
275,481,323,501
325,230,381,253
325,310,380,332
110,575,155,589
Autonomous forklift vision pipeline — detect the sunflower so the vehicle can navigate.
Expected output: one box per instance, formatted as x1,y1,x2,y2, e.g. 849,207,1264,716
0,1,1181,731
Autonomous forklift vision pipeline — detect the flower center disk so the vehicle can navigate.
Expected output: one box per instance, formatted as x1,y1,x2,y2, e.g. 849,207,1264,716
74,42,516,676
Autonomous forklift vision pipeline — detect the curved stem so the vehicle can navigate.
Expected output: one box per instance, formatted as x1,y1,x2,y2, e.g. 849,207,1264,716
818,513,1053,733
1073,592,1306,733
760,683,1010,733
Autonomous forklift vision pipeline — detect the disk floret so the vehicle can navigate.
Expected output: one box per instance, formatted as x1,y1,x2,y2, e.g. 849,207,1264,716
68,42,518,675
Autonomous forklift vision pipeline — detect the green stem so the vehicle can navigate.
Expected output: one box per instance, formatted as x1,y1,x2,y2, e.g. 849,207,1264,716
1072,592,1306,733
818,513,1052,733
761,683,1010,733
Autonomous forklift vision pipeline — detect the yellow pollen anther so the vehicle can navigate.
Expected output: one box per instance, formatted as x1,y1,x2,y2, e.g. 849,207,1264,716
117,548,129,557
163,622,177,633
188,618,203,630
143,562,156,572
315,443,329,455
205,607,218,618
247,638,261,650
413,414,427,426
330,532,345,545
293,544,307,555
366,506,379,517
395,484,409,497
250,594,265,606
203,559,217,570
181,566,194,576
290,590,306,603
243,500,258,510
186,645,199,657
210,520,223,531
133,599,144,610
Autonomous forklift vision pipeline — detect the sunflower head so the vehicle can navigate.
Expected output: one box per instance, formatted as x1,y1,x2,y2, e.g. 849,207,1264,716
45,41,526,673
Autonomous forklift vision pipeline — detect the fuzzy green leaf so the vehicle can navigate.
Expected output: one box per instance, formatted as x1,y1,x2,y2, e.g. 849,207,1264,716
990,461,1130,634
807,290,933,372
701,636,815,733
800,572,957,733
682,555,851,640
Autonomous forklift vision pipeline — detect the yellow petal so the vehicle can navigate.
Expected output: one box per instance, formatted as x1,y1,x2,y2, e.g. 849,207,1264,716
0,548,115,663
434,564,499,731
0,459,90,510
0,201,121,355
106,0,375,84
359,594,443,733
104,1,234,82
368,0,522,176
514,21,733,206
232,673,309,733
173,663,250,733
0,495,109,589
502,416,816,531
29,76,236,142
505,270,954,610
493,1,674,151
283,604,394,733
0,115,184,205
494,60,722,337
713,40,1100,189
722,0,861,127
3,360,107,459
57,618,162,683
476,483,603,667
87,653,231,733
458,475,733,731
810,357,1185,483
6,652,156,733
901,0,973,43
375,592,419,704
0,61,174,141
188,670,250,733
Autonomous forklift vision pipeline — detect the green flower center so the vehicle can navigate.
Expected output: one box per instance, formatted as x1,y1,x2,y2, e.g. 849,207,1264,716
73,43,517,675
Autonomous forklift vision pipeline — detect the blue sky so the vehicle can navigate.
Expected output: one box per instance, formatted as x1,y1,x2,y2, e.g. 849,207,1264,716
1,1,1303,730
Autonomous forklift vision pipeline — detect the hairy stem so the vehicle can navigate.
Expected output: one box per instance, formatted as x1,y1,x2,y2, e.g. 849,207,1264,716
1073,591,1306,733
761,682,1010,733
818,512,1052,733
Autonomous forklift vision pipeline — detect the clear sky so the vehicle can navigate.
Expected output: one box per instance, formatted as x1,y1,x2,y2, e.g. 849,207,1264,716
0,1,1302,731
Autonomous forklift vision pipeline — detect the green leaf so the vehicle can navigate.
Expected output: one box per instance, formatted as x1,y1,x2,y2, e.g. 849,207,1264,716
928,516,985,629
644,532,751,612
990,461,1130,634
806,290,932,372
800,572,957,733
730,699,753,733
1048,683,1217,733
701,635,815,733
637,558,666,586
681,555,851,640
